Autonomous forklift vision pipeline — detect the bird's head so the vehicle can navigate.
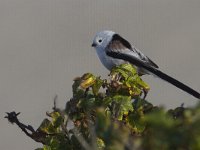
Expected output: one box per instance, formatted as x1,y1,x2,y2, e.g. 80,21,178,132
91,30,115,50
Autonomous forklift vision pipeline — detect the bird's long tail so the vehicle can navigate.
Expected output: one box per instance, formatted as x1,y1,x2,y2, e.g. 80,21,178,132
106,51,200,99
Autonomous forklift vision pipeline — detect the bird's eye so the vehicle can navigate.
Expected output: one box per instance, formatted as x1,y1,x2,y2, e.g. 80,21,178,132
98,39,102,43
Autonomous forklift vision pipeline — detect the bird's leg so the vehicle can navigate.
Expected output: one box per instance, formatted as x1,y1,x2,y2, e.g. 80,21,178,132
142,89,149,100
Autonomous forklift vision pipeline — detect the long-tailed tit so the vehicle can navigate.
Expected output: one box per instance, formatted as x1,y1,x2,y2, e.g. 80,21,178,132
91,30,200,99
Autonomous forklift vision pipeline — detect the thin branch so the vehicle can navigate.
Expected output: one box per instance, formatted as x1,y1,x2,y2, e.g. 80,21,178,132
5,111,46,144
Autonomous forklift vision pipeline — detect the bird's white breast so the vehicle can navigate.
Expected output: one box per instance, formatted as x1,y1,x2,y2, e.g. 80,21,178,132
96,47,126,70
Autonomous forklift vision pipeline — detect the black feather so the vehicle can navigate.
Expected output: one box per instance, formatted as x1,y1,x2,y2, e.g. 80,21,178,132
112,34,132,49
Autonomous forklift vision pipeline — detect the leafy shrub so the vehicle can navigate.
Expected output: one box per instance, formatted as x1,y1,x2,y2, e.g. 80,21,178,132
5,64,200,150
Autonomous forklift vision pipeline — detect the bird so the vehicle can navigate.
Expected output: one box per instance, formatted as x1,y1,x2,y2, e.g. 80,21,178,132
91,30,200,99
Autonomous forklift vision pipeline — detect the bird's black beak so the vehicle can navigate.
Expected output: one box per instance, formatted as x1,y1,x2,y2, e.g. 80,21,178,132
91,43,97,47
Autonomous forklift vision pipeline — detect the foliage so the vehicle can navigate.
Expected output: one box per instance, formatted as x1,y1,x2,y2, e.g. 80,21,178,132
6,64,200,150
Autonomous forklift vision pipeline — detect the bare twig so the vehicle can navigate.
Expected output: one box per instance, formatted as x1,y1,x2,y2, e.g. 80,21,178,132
5,111,46,144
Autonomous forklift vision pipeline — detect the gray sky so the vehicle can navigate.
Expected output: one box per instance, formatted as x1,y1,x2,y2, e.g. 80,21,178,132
1,0,200,149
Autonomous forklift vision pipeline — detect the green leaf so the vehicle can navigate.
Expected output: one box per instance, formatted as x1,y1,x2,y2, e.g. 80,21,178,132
79,97,96,110
119,63,138,75
112,95,134,120
111,64,137,80
96,137,105,149
127,109,146,133
38,119,56,134
43,145,51,150
80,73,96,89
92,76,103,95
48,111,63,128
72,73,96,98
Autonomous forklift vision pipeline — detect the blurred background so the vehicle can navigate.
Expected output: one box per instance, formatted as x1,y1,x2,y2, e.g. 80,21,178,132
1,0,200,149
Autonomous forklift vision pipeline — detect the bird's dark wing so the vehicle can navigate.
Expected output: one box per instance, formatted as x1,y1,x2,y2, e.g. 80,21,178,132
108,34,159,69
109,34,132,50
106,50,200,99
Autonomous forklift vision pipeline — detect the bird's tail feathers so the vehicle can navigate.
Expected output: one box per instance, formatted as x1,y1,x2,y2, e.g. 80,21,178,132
150,69,200,99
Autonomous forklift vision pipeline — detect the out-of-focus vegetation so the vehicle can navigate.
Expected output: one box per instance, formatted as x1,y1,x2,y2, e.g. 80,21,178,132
6,64,200,150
